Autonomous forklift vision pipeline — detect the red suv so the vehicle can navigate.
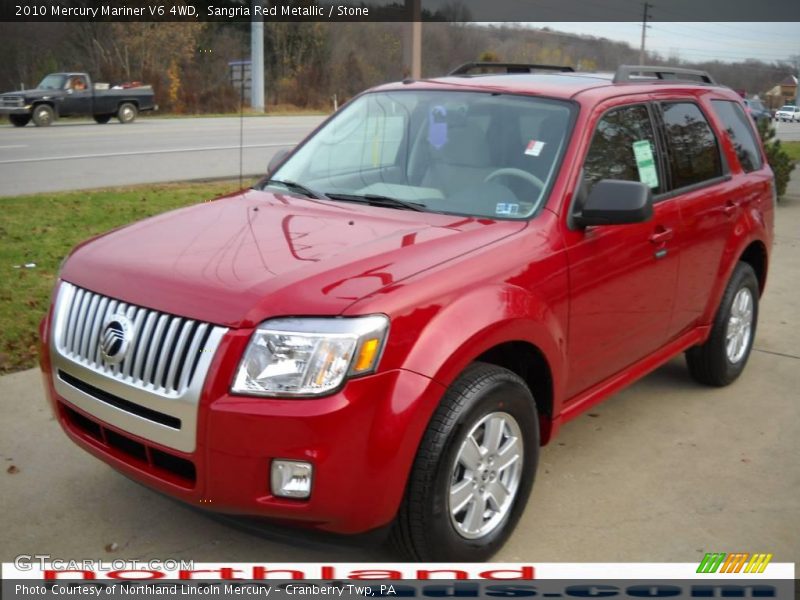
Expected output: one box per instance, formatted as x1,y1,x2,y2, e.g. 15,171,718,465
39,64,774,561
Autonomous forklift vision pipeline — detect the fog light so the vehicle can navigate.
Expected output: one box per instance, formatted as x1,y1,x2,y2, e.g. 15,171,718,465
271,460,313,499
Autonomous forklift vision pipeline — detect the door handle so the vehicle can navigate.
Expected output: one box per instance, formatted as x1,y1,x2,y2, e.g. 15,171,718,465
723,201,741,216
649,227,674,245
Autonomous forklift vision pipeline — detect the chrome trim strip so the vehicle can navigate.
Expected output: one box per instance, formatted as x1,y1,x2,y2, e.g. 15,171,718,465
50,282,228,453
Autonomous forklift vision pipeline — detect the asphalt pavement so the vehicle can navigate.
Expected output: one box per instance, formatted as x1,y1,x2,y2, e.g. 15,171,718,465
0,115,326,196
1,175,798,564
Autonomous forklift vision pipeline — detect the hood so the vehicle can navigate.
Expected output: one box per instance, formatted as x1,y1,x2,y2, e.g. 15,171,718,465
2,89,57,101
61,189,526,328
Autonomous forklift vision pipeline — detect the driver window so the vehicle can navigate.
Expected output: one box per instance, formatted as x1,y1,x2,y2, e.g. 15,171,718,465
69,76,88,91
584,104,661,194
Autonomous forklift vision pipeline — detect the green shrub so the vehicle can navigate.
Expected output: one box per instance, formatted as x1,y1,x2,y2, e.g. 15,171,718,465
757,119,794,198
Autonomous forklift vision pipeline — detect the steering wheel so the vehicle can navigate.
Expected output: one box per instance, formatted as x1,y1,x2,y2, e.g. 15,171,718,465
484,168,545,192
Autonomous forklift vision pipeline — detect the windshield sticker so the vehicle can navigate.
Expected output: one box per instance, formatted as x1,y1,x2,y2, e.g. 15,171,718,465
496,203,520,216
428,106,448,149
524,140,545,156
632,140,659,188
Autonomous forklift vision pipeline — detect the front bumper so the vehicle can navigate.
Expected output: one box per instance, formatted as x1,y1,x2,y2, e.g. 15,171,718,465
0,106,31,115
40,315,445,534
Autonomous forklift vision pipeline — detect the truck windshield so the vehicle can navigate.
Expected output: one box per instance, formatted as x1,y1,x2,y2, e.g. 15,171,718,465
37,74,67,90
270,90,573,220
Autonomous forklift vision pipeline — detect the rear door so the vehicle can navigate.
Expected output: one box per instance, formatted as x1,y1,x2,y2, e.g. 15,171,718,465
666,97,771,332
654,99,737,334
563,101,682,399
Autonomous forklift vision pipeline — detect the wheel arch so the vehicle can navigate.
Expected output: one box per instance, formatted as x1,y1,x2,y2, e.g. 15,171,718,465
475,341,556,444
738,239,768,295
31,100,56,113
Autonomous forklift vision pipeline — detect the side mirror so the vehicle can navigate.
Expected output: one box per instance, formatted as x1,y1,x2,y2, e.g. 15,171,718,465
267,148,291,176
573,179,653,228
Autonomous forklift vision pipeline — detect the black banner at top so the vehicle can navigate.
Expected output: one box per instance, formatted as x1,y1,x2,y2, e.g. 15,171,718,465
2,0,800,22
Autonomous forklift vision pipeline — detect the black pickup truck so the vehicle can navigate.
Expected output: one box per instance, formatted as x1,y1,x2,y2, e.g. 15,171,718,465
0,72,156,127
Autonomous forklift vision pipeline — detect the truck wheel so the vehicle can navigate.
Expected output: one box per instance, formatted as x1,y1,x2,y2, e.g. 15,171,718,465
391,362,538,561
686,262,759,387
9,114,30,127
32,104,55,127
117,103,137,124
93,114,112,124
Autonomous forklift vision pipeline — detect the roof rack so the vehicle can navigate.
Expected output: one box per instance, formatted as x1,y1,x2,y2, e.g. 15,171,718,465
614,65,716,85
448,62,575,76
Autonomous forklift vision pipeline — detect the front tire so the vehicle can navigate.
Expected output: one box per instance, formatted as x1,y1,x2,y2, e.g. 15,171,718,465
391,362,538,561
686,262,759,386
32,104,55,127
9,114,30,127
117,102,137,124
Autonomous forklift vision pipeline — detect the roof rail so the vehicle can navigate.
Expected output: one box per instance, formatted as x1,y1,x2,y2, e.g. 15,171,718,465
448,62,575,76
614,65,716,85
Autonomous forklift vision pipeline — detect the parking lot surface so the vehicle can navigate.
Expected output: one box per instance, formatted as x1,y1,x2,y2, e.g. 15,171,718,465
2,176,799,565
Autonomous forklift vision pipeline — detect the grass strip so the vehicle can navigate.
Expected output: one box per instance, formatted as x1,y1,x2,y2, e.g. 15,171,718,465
0,180,244,374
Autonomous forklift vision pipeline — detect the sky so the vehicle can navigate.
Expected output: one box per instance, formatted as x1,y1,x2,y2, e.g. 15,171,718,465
536,22,799,64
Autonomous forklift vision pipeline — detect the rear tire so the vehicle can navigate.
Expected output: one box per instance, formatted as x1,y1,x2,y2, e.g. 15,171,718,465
391,362,538,561
9,114,30,127
686,262,759,387
93,114,112,124
117,102,137,124
32,104,55,127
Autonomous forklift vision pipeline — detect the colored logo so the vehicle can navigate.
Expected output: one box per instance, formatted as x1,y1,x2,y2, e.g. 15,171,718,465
697,553,773,574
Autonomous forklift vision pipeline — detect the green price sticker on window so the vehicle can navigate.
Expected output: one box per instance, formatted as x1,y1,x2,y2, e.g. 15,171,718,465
632,140,659,189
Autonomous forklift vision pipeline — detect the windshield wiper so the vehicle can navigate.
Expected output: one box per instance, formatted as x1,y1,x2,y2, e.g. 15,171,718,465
262,179,327,200
323,193,426,212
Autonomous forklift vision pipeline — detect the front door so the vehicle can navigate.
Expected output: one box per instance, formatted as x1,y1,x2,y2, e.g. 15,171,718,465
59,75,92,116
563,102,681,399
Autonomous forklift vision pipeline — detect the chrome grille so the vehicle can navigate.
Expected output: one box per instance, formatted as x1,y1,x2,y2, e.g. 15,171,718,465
1,95,24,107
56,282,215,396
51,281,228,452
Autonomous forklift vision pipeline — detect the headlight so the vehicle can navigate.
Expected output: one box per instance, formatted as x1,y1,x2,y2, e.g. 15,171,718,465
231,315,389,397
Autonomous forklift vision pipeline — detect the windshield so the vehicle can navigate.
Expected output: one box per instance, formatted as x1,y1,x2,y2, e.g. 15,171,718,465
270,90,573,219
779,105,796,111
37,74,67,90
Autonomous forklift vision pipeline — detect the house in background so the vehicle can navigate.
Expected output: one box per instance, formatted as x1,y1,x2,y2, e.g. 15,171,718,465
765,75,798,109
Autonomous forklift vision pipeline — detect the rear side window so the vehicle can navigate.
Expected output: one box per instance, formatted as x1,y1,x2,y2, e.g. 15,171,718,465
711,100,763,173
584,104,661,193
661,102,722,189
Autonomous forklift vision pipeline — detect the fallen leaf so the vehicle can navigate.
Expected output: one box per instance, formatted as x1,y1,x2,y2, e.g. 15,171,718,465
104,543,119,552
7,465,19,474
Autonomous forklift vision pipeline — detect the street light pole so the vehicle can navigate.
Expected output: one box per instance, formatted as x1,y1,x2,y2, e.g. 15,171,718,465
251,0,265,112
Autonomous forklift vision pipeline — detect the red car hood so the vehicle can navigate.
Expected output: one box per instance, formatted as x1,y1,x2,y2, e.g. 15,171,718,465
61,189,526,328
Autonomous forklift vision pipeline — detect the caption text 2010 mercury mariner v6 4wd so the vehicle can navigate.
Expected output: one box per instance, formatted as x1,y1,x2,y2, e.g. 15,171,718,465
39,64,775,561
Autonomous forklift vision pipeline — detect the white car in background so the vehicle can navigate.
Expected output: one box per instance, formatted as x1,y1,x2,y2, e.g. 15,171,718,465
774,105,800,122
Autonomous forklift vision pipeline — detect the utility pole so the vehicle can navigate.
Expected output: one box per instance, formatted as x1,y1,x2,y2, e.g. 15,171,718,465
639,2,652,65
251,0,265,112
403,0,422,79
795,56,800,107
